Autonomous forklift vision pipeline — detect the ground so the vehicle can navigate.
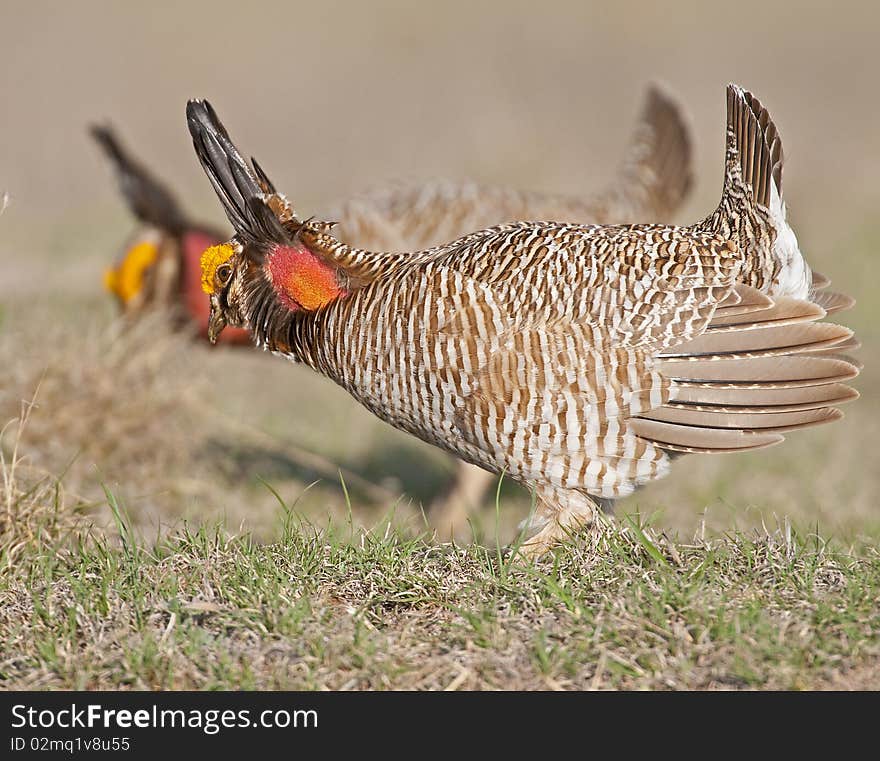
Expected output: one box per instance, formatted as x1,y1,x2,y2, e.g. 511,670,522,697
1,1,879,690
3,464,878,689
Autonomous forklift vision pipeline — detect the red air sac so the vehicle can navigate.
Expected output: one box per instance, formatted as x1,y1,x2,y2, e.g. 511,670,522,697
264,244,345,312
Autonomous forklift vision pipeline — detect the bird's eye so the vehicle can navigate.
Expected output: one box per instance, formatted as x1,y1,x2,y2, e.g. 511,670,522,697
216,263,233,286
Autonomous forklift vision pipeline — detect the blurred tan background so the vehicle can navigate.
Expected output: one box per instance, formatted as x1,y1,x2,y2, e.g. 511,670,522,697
1,0,878,541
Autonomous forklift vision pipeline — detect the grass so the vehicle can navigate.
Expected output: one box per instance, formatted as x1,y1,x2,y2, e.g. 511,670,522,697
2,488,877,690
2,414,879,691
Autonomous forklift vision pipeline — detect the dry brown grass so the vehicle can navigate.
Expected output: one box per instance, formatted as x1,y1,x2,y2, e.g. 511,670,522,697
0,312,417,543
1,316,211,530
3,317,196,475
0,400,87,567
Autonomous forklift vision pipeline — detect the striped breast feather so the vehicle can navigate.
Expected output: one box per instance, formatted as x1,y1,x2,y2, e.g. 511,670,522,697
630,284,860,454
440,300,676,495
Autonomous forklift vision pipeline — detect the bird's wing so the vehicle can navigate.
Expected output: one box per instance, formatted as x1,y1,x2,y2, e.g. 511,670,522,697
422,224,855,499
422,225,739,497
90,125,189,232
434,223,741,350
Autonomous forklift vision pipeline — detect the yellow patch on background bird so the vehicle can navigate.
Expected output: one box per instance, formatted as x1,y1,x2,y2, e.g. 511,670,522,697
200,243,235,294
103,240,159,304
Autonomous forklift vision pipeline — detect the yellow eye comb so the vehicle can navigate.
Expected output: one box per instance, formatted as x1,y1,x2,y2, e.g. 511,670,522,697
200,243,235,295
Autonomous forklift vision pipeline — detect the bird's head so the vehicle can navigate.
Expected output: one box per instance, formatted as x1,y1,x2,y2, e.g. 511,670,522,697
199,238,252,343
187,99,349,345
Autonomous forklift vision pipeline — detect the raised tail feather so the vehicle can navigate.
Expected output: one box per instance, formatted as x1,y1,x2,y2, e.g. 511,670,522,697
631,285,859,454
722,85,783,209
90,124,188,233
709,84,818,301
601,83,693,221
718,84,857,317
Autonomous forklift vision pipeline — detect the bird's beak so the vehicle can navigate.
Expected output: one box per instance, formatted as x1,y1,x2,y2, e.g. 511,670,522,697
207,296,227,345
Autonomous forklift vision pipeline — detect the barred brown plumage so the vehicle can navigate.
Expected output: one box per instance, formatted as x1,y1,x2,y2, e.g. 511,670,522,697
207,85,696,540
187,83,859,556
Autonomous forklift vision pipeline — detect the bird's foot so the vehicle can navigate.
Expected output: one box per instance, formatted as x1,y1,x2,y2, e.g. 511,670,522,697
513,505,601,561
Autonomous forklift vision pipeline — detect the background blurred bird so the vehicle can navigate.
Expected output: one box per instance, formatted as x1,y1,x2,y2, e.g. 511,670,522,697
92,124,252,344
188,83,858,557
330,84,693,252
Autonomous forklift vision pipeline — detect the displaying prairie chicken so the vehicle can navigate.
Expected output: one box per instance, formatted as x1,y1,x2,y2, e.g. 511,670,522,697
92,125,251,344
94,90,692,539
189,84,858,556
328,84,694,537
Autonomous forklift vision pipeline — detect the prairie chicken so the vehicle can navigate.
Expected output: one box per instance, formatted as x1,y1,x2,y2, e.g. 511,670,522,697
94,91,689,537
328,84,694,538
188,84,859,556
92,125,251,344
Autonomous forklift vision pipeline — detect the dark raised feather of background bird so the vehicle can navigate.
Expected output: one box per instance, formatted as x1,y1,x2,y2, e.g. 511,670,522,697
92,124,252,345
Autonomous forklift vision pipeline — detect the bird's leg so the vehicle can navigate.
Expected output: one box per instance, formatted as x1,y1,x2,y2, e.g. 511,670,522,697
430,462,495,542
516,485,601,559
